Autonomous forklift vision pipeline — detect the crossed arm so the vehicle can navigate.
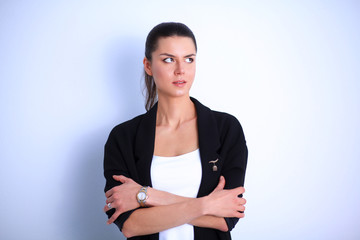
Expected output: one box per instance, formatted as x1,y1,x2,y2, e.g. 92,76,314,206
104,175,246,238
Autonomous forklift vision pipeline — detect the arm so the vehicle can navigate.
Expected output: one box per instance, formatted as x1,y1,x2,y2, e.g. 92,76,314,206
122,186,245,238
104,175,233,231
220,115,248,231
147,175,229,231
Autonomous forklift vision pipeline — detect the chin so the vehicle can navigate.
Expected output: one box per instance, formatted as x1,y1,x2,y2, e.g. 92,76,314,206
158,88,191,99
174,90,191,97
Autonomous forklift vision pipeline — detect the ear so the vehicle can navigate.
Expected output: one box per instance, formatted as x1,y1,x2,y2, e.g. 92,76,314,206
143,57,153,76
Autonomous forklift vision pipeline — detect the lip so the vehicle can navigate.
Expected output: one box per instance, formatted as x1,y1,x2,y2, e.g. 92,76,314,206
172,80,187,87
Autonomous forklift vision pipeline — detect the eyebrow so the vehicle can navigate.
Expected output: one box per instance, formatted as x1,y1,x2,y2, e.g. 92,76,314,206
159,53,196,58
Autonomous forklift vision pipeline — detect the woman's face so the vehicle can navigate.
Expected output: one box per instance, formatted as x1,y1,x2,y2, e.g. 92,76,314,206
144,36,196,99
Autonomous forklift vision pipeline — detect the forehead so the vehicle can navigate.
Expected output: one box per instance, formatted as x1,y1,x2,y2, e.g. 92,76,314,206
155,36,196,54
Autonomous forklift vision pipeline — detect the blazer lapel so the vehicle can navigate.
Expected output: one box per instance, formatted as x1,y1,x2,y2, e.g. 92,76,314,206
134,103,158,187
192,97,222,197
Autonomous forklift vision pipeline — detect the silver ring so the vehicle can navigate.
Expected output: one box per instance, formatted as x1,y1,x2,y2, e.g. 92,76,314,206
107,203,112,209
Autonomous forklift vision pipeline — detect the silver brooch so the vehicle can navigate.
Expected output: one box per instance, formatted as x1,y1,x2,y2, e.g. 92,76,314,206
209,159,219,172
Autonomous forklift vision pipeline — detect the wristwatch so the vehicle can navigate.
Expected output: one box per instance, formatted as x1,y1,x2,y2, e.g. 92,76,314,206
136,186,149,207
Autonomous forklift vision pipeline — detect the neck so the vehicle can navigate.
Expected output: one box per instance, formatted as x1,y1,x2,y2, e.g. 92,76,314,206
156,95,196,127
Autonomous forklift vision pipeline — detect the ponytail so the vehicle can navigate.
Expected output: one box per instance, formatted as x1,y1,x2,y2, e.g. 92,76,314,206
144,70,157,111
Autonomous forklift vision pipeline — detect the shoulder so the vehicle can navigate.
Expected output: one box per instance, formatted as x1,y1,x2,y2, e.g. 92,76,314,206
106,113,146,143
111,114,144,132
192,97,241,126
192,97,245,136
211,110,246,141
211,110,242,129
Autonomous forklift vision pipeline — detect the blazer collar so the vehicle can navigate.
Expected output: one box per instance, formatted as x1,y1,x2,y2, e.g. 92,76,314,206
134,97,221,190
192,97,221,196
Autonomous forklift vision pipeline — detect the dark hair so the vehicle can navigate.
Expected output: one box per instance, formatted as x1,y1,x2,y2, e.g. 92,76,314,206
143,22,197,111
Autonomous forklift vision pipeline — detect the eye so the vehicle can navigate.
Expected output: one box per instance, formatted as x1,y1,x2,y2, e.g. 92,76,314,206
163,58,174,63
185,58,194,63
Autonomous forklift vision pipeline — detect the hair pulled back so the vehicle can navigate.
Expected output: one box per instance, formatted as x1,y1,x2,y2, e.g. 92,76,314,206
143,22,197,111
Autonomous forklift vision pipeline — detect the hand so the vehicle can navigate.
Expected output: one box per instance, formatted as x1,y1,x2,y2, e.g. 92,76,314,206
104,175,142,225
205,176,246,218
209,175,226,194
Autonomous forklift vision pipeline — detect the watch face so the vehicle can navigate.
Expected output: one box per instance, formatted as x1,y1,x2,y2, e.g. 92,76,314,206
138,192,146,201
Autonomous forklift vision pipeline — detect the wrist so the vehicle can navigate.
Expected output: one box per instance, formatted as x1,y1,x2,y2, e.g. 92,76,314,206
145,188,194,207
145,187,172,206
199,196,210,216
136,186,149,207
145,187,156,207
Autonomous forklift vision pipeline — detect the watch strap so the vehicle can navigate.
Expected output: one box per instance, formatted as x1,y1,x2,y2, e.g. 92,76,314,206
137,186,149,207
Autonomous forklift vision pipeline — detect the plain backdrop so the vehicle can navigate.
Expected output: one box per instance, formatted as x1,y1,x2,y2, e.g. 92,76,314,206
0,1,359,239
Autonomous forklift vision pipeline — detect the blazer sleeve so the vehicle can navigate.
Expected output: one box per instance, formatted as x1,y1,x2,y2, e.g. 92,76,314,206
103,126,137,231
220,115,248,231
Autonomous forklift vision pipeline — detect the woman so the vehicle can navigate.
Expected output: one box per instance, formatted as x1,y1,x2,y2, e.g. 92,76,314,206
103,22,248,240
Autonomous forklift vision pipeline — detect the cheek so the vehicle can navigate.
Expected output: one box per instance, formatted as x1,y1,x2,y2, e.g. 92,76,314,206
192,65,196,75
152,69,167,86
152,65,172,80
188,66,196,79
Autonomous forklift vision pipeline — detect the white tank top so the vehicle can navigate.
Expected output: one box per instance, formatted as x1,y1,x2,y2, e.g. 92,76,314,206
150,149,202,240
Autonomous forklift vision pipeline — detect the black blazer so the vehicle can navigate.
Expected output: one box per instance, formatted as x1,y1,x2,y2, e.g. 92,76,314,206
104,97,248,240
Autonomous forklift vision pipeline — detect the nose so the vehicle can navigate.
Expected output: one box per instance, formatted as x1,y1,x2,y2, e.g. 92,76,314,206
175,61,185,75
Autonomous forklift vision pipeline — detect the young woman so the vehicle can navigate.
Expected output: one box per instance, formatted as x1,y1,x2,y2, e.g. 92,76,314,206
103,22,248,240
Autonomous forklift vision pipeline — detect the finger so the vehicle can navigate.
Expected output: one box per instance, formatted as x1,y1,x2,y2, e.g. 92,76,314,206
238,205,245,212
236,211,245,218
233,186,245,195
219,176,226,188
113,175,129,183
107,210,121,225
232,210,245,218
214,176,226,191
103,204,110,212
106,195,114,204
105,188,114,198
104,204,110,212
103,201,115,212
239,198,246,205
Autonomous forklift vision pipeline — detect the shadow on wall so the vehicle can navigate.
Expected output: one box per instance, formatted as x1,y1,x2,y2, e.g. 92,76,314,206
63,37,145,240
